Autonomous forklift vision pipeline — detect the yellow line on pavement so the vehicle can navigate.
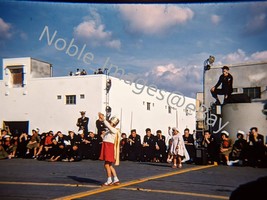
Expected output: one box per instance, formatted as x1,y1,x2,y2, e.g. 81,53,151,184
53,164,216,200
122,187,228,199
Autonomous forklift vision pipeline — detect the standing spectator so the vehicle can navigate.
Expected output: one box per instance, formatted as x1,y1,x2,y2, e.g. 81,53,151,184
99,113,121,186
210,66,233,105
183,128,196,164
96,112,106,139
154,130,167,163
169,127,189,168
128,129,141,161
219,130,233,166
166,127,174,163
75,68,81,76
76,111,89,137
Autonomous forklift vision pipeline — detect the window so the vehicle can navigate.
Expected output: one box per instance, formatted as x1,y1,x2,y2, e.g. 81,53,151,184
66,95,76,105
9,67,24,87
80,94,85,99
57,95,62,100
168,106,172,114
147,102,151,111
243,87,261,99
232,88,238,93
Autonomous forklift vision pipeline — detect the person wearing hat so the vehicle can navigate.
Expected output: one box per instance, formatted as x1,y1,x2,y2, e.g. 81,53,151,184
169,127,189,168
210,65,233,105
220,130,233,166
76,111,89,137
230,130,248,165
98,113,121,186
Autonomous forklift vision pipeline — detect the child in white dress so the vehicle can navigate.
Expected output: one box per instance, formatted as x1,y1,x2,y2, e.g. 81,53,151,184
169,127,190,168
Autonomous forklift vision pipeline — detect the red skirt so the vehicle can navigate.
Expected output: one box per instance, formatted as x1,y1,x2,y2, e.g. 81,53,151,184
99,142,115,163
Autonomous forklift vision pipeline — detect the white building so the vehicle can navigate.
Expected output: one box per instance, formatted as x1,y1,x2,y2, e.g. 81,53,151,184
0,57,196,141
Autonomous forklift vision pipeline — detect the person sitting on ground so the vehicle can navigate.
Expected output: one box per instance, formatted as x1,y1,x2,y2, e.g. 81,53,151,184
154,130,167,163
17,132,29,158
0,140,10,159
246,127,265,167
120,133,129,161
183,128,196,164
64,144,82,162
230,130,248,166
141,128,156,162
219,130,233,166
201,130,219,165
49,138,66,162
127,129,141,162
26,129,41,158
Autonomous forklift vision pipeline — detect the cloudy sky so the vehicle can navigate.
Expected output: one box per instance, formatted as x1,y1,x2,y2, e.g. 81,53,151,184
0,1,267,97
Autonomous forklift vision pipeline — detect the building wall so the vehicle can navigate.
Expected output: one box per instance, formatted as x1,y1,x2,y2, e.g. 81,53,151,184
204,62,267,106
107,77,196,139
222,103,267,140
1,75,105,134
1,57,196,140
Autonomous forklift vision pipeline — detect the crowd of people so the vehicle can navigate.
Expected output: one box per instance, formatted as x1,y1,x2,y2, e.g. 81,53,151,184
0,122,266,168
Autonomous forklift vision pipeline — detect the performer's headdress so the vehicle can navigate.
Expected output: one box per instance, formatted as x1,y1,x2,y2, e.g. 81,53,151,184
110,116,120,126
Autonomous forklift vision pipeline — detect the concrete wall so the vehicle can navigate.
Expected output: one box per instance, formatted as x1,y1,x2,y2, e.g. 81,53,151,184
222,102,267,142
204,62,267,106
1,75,105,134
108,77,196,139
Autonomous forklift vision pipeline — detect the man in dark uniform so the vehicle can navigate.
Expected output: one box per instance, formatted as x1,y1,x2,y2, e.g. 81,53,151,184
128,129,141,161
76,111,89,137
95,112,106,138
210,66,233,105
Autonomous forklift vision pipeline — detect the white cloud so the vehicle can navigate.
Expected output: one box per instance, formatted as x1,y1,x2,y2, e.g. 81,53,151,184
0,18,12,39
245,13,266,34
244,2,267,34
221,49,267,64
73,10,121,49
211,14,221,25
119,5,194,35
251,50,267,61
222,49,248,63
142,63,202,97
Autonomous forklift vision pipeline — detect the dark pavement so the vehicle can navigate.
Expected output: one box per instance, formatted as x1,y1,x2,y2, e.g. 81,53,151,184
0,159,266,200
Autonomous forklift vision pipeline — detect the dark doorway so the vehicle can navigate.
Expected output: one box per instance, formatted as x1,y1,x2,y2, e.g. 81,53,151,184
3,121,29,135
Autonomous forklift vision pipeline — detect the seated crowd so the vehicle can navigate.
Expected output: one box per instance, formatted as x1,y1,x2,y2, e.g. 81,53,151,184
0,126,266,167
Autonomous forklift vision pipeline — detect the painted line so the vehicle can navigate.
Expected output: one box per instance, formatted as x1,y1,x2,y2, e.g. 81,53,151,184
53,164,216,200
121,187,228,200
